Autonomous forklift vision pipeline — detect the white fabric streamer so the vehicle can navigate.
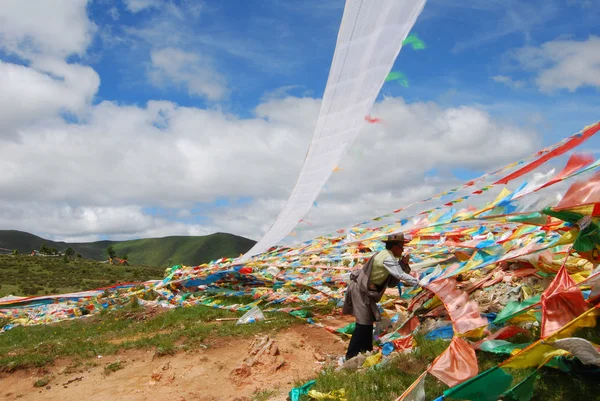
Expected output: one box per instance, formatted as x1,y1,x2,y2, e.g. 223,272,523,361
241,0,427,261
548,337,600,366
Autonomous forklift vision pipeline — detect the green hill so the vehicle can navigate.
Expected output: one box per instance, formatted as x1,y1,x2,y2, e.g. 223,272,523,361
0,230,255,267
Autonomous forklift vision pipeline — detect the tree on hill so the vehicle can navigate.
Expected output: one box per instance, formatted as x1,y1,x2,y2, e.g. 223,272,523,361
12,249,18,255
39,244,58,255
64,247,75,259
107,246,116,260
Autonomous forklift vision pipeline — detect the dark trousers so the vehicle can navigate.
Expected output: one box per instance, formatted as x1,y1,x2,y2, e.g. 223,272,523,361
345,322,374,360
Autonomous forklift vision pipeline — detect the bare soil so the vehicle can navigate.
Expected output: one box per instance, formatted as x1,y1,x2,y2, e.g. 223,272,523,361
0,325,348,401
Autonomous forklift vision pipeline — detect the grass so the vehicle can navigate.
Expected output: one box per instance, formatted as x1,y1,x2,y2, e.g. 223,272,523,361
33,377,50,387
252,389,278,401
298,332,600,401
0,295,301,372
0,254,165,297
104,361,124,375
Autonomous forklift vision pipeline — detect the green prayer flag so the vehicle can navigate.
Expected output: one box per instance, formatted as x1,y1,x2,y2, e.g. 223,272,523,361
480,340,532,355
402,34,426,49
335,322,355,335
493,295,541,324
502,371,538,401
289,379,316,401
289,309,312,318
542,208,584,224
444,367,513,401
508,212,547,225
385,71,409,87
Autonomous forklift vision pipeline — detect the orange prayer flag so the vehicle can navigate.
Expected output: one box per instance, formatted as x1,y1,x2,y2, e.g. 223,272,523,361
428,337,478,387
426,278,488,334
541,264,589,338
398,315,421,336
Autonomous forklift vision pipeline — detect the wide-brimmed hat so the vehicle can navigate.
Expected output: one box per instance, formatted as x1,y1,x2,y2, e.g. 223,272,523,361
383,233,411,244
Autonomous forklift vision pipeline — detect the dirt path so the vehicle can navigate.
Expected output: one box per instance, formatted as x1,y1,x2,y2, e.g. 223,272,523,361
1,324,350,401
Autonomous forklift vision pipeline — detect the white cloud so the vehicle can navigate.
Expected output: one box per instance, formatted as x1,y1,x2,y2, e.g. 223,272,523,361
492,75,526,89
123,0,160,13
515,36,600,93
149,48,228,101
0,202,211,242
0,0,96,59
0,59,99,138
0,92,540,241
0,0,100,138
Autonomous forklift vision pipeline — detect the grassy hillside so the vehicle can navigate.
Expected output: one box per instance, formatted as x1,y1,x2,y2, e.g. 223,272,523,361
0,230,255,267
0,255,165,297
110,233,255,267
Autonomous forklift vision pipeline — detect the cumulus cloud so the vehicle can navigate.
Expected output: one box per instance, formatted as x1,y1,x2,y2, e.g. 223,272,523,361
0,0,96,59
515,36,600,93
149,48,228,101
0,201,212,242
0,59,100,138
0,0,100,137
0,92,541,240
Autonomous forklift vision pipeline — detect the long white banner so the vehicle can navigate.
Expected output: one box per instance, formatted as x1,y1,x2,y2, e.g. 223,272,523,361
241,0,427,261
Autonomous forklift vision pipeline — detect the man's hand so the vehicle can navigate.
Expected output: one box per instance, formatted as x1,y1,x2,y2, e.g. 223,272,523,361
401,254,410,265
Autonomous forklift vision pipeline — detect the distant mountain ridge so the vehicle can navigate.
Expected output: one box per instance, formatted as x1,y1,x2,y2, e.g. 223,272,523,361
0,230,255,267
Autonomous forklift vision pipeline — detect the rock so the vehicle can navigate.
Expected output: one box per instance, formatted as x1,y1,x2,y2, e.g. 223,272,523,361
313,350,326,362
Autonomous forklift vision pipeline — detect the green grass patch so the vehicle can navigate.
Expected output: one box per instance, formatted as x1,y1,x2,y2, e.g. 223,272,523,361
0,255,164,297
300,335,600,401
104,361,124,375
0,301,301,372
33,377,50,387
298,353,447,401
252,389,278,401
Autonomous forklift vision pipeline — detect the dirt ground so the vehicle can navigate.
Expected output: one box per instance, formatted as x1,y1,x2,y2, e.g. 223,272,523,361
0,319,353,401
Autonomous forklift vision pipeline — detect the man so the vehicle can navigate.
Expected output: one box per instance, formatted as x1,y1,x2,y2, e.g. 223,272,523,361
342,233,419,360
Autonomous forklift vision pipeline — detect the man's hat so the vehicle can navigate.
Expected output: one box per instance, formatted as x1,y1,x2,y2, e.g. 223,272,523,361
383,233,411,244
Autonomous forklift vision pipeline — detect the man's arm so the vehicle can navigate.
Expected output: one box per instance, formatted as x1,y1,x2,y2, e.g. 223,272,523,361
382,255,419,286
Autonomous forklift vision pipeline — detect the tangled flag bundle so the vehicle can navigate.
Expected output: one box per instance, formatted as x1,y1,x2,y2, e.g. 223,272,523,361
2,121,600,400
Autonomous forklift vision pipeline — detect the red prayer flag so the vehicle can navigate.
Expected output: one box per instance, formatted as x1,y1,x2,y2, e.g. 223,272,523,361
556,171,600,210
494,122,600,185
537,153,595,191
365,115,382,123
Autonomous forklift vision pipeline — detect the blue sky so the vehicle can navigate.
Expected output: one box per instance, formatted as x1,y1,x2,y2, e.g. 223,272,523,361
0,0,599,242
80,0,599,134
